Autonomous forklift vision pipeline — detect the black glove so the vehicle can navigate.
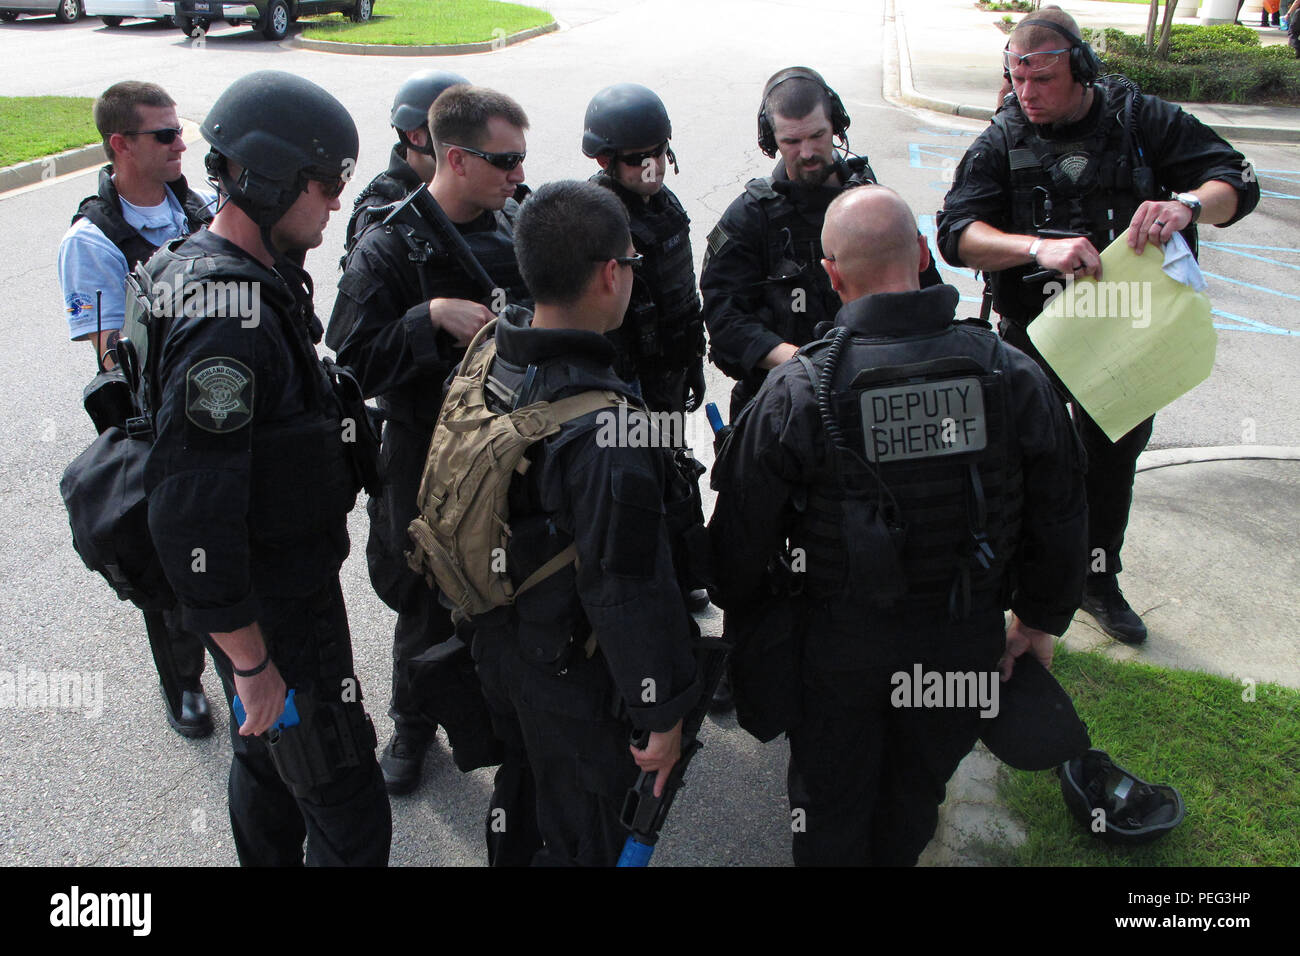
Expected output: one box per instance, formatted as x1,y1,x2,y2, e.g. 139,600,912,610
684,361,707,413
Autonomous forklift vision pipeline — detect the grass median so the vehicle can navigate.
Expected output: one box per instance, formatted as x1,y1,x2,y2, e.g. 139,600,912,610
0,97,99,169
300,0,552,45
991,645,1300,866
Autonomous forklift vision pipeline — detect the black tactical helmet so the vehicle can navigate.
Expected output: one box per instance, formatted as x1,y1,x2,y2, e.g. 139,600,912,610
1058,749,1185,845
201,71,358,228
390,69,469,131
582,83,673,158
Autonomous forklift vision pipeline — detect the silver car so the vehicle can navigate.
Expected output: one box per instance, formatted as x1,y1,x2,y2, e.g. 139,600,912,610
83,0,174,25
0,0,86,21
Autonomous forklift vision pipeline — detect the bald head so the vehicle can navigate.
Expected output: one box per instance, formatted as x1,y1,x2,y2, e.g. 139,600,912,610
821,186,927,302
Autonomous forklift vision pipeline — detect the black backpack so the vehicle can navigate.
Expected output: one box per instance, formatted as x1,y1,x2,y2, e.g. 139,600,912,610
60,416,174,610
59,267,175,611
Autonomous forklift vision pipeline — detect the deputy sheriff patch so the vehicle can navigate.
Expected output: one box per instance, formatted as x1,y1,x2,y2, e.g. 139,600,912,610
186,357,253,433
860,376,986,463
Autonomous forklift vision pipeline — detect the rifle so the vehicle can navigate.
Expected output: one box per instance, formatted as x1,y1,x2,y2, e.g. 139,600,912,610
616,406,732,867
617,636,731,867
382,183,501,305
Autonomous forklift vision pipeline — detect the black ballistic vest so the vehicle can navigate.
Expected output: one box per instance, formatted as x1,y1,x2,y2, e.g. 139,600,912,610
791,326,1023,620
72,165,213,270
592,174,704,380
988,80,1178,325
136,238,358,591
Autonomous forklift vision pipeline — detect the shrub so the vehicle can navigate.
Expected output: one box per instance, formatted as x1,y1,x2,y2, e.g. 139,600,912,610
1095,24,1300,104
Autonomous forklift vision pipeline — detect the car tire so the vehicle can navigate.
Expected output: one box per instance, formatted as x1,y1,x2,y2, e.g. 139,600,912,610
100,15,123,25
54,0,82,23
0,11,20,21
349,0,372,22
260,0,288,39
176,14,209,34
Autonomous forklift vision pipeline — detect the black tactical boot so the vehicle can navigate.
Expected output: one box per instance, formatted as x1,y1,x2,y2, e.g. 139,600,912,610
1080,575,1148,645
163,681,213,739
709,670,735,715
380,729,431,796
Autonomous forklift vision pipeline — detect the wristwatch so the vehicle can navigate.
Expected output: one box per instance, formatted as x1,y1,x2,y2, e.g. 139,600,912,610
1173,192,1202,225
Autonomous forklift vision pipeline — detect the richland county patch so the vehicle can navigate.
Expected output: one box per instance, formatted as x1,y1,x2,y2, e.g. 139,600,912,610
186,357,253,433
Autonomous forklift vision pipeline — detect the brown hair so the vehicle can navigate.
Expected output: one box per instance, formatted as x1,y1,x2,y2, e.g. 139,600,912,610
429,85,529,158
1010,5,1084,52
94,81,175,162
765,76,833,123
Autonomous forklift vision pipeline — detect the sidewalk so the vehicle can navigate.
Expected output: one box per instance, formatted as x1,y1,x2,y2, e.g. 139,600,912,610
892,0,1300,141
921,449,1300,864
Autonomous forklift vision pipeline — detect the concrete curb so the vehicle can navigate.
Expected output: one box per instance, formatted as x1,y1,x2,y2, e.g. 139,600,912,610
1136,444,1300,472
890,0,1300,142
0,143,105,195
893,5,994,122
289,19,557,56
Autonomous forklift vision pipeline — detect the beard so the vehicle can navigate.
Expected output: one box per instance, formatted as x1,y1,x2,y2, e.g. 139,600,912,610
790,155,834,187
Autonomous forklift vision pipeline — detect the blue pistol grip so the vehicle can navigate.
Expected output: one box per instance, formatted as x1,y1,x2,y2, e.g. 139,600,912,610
617,835,655,868
232,688,299,731
705,402,725,435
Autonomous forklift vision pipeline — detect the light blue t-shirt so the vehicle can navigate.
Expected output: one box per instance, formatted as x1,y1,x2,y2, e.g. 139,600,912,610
57,181,217,341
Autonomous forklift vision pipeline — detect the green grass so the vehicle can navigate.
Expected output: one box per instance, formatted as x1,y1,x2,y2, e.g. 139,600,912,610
301,0,552,45
995,646,1300,866
0,97,99,168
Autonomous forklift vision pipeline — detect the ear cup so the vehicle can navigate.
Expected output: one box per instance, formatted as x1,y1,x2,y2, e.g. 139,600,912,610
1071,40,1101,86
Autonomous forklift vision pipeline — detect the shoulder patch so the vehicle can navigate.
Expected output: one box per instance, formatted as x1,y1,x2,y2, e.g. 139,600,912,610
744,177,779,200
706,223,731,259
186,357,254,434
65,292,95,317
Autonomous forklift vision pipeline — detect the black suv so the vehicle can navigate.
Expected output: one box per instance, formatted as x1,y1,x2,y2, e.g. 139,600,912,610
170,0,371,40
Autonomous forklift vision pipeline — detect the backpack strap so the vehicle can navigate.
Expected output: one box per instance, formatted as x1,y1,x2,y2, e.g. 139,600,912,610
514,542,579,599
509,388,624,596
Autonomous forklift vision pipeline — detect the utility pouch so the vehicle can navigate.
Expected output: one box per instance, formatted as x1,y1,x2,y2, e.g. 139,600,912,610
323,357,384,498
629,296,662,360
844,500,908,606
725,570,804,743
82,368,134,435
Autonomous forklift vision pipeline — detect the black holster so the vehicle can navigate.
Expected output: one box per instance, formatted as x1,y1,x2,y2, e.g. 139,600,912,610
264,687,378,800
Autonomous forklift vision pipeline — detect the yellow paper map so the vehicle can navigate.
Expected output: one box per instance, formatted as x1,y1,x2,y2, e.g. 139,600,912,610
1027,235,1216,442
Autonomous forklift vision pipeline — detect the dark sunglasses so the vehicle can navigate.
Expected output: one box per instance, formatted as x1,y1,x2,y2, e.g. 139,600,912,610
122,127,183,144
616,142,669,166
445,142,526,171
310,177,349,199
594,253,644,269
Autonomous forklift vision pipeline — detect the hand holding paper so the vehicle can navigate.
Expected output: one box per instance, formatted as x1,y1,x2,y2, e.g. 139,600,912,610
1027,233,1215,442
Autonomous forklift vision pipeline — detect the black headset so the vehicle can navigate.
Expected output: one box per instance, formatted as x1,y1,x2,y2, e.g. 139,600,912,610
756,66,852,158
1003,19,1101,87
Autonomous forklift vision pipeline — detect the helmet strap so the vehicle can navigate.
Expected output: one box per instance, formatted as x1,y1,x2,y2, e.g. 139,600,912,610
397,127,435,157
